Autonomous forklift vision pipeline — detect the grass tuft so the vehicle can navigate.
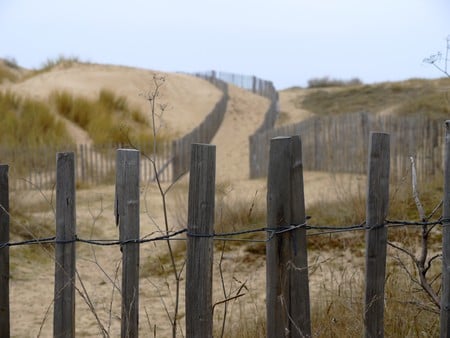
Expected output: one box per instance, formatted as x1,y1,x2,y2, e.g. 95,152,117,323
0,91,71,147
50,89,170,147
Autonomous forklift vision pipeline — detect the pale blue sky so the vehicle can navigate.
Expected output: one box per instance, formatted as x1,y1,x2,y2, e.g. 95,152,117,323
1,0,449,89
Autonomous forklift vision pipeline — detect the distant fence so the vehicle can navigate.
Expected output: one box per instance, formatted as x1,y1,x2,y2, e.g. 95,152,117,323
0,142,173,190
194,70,280,134
173,69,281,180
171,78,229,180
249,111,444,181
2,131,450,336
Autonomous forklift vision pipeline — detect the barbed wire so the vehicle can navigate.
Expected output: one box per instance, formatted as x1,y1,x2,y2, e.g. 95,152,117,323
1,218,448,249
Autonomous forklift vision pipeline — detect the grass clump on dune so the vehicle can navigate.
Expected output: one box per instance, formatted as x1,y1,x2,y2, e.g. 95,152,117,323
50,88,168,147
0,91,70,147
37,55,80,73
0,63,19,83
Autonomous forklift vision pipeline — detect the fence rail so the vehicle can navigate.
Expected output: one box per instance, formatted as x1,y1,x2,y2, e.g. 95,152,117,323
250,111,444,181
2,123,450,336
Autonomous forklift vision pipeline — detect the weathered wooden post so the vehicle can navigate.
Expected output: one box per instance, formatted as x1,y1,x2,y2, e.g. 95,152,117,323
116,149,140,338
440,120,450,337
290,136,311,338
0,165,10,337
364,132,390,338
266,136,311,338
54,152,76,338
267,137,292,338
186,143,215,338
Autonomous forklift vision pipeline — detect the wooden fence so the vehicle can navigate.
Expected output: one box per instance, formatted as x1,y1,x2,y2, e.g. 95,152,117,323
193,70,277,101
2,125,450,336
171,78,229,180
0,142,173,190
195,71,280,135
250,111,444,181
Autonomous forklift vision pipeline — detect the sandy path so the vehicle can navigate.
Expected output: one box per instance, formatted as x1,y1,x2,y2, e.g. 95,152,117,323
212,85,270,182
277,88,315,126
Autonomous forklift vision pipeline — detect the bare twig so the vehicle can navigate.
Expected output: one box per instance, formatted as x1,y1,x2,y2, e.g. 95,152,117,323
424,36,450,78
387,157,441,309
75,269,109,337
140,75,185,337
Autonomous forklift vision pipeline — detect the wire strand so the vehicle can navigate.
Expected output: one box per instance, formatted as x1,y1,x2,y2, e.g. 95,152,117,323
1,218,445,249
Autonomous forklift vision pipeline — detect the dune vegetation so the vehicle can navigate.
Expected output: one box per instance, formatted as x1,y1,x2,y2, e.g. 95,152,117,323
0,91,70,147
301,77,450,117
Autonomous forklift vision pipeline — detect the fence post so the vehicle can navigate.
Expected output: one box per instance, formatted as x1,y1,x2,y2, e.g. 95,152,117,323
266,136,311,337
79,144,86,184
440,120,450,337
289,136,311,338
266,136,293,337
0,165,10,337
364,132,390,338
116,149,140,338
186,143,215,338
54,152,76,338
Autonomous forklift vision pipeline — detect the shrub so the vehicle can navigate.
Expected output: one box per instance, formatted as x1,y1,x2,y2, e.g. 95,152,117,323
307,76,363,88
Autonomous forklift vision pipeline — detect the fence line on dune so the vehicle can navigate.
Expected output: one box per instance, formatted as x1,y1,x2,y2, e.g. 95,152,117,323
2,123,450,336
195,70,280,134
249,111,444,182
171,77,229,180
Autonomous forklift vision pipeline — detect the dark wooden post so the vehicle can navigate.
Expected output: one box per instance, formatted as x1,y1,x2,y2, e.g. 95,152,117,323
290,136,311,338
364,132,390,338
266,136,311,337
441,120,450,337
186,143,216,338
116,149,140,338
0,165,10,337
266,136,293,337
54,152,76,338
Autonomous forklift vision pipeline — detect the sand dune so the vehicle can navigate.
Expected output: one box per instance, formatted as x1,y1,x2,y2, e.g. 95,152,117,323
4,62,362,336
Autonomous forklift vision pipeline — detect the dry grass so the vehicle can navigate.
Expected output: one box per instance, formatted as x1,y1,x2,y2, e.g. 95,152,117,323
0,91,70,147
310,258,440,337
301,78,450,116
29,55,81,77
50,89,171,147
0,63,19,83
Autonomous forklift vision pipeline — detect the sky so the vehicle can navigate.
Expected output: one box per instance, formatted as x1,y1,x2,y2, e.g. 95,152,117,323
0,0,449,89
